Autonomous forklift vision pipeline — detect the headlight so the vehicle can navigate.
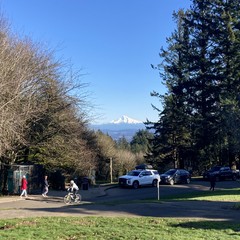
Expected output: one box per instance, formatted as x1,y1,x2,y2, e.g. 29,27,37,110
126,179,132,184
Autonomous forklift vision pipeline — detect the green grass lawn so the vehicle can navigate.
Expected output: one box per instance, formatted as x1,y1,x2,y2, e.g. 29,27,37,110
0,216,239,240
158,187,240,209
0,187,240,239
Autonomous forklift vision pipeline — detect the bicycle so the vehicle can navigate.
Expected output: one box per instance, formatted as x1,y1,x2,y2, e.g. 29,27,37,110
63,190,81,204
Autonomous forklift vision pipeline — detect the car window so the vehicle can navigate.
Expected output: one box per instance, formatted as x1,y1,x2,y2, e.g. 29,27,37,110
220,167,229,171
141,171,152,176
164,169,176,175
211,166,221,171
127,171,140,176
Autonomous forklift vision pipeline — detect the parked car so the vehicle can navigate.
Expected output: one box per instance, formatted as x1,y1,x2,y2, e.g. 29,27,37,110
160,169,191,185
203,166,239,181
118,169,160,189
202,166,222,180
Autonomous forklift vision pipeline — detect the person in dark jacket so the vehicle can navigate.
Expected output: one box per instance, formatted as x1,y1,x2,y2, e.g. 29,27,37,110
209,174,216,191
42,175,49,197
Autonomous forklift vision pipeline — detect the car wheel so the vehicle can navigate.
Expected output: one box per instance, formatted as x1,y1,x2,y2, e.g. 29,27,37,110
186,178,190,184
232,175,237,181
152,179,158,187
169,179,174,185
132,181,139,189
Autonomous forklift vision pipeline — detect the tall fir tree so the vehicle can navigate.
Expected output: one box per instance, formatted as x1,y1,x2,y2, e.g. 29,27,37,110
146,10,193,169
148,0,240,172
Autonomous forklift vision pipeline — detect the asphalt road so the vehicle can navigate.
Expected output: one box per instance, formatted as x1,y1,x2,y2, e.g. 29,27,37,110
95,179,239,202
0,180,239,221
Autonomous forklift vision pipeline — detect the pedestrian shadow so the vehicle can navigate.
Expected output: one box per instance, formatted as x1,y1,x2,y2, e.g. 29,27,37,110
25,196,63,203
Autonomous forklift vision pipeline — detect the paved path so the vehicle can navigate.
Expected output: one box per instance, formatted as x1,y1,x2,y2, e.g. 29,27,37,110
0,183,239,221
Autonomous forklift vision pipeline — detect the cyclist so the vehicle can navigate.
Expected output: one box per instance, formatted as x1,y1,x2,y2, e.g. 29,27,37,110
68,180,79,201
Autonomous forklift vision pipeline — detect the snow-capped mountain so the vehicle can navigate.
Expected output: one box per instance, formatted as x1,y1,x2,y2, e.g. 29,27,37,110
110,115,142,124
90,115,145,141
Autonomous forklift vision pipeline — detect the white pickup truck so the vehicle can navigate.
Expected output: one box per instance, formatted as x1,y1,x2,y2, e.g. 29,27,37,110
118,169,160,189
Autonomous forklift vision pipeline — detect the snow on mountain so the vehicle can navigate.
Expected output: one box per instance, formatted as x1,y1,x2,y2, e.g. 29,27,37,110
110,115,142,124
90,115,145,141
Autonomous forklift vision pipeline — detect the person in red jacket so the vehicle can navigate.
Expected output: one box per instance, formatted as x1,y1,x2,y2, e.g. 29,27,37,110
20,175,28,198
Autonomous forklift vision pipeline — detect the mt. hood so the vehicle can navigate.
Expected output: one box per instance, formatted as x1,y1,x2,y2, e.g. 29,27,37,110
110,115,142,124
90,115,145,141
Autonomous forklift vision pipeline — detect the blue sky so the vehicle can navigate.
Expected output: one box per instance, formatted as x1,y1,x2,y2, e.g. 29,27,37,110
1,0,191,124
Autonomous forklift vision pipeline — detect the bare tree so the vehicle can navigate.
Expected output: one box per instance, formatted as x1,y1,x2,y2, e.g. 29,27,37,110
0,15,97,180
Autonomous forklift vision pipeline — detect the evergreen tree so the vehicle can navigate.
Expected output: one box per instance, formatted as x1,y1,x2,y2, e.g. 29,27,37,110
183,0,223,168
148,0,240,172
146,10,193,169
116,136,130,151
130,129,153,154
213,0,240,165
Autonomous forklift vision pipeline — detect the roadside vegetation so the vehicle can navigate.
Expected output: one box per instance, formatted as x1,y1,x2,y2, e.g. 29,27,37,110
0,216,239,240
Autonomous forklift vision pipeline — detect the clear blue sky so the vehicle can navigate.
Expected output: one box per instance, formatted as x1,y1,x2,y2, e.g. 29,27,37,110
1,0,191,124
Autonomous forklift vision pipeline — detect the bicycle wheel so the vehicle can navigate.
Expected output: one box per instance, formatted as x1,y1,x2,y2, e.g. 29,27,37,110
74,194,81,203
64,194,72,204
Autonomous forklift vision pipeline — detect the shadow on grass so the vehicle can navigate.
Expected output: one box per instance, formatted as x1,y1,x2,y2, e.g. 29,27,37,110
172,220,240,235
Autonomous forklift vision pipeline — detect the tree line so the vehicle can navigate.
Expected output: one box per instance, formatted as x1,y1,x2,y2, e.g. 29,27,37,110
0,15,153,191
0,17,99,186
94,129,153,181
146,0,240,174
3,0,237,189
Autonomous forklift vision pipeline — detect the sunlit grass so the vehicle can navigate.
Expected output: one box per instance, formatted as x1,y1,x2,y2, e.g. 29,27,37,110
96,188,240,206
0,217,239,240
160,188,240,202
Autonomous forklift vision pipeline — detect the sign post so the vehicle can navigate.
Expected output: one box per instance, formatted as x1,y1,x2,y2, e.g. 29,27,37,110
110,157,113,183
157,179,160,201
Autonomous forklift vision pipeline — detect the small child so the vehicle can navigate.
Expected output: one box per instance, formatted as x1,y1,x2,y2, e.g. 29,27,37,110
68,180,79,200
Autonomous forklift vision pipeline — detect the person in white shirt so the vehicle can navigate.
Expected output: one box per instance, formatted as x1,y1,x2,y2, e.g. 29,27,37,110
68,180,79,200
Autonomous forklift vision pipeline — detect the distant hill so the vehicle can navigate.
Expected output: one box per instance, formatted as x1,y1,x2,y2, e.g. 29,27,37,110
90,116,146,141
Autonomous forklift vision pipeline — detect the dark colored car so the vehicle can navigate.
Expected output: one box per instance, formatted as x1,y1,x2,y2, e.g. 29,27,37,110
202,166,222,180
203,166,239,181
160,169,191,185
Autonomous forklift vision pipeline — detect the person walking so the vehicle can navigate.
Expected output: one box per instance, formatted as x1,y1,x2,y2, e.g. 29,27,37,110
42,175,49,197
20,175,28,198
209,174,216,191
